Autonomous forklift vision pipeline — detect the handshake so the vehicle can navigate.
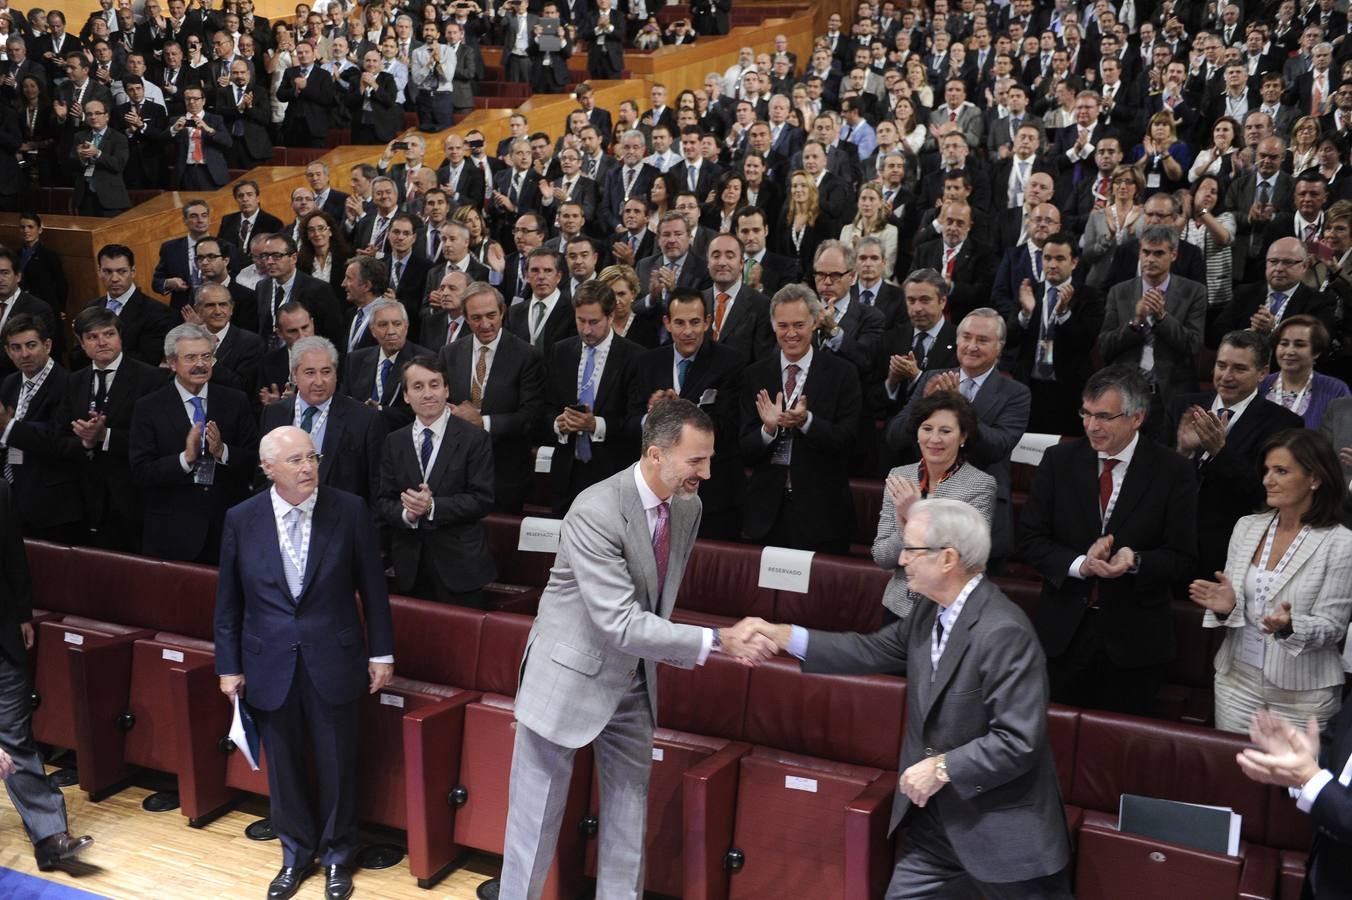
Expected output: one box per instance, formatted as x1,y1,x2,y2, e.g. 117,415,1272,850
716,618,791,666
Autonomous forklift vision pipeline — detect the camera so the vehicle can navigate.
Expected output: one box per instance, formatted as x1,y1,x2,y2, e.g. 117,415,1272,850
391,140,409,150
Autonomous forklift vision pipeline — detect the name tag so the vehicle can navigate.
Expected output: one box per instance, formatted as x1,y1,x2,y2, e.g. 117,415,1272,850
1146,173,1162,189
6,447,20,465
161,649,185,663
1240,626,1266,669
785,775,818,793
518,516,562,553
698,388,717,406
534,446,554,473
759,545,814,593
379,693,405,708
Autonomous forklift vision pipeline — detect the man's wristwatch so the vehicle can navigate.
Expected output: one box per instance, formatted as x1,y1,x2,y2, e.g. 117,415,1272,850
935,753,950,783
711,628,722,651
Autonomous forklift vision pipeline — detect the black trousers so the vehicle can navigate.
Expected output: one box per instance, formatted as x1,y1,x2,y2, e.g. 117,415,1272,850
411,548,487,609
1047,608,1166,717
255,658,360,867
179,164,219,190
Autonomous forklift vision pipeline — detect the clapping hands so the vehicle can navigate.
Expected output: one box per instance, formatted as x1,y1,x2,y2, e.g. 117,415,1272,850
1235,710,1322,788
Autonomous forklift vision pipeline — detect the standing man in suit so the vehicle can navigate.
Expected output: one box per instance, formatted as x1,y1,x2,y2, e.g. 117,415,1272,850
153,200,224,314
348,49,400,146
1213,239,1337,344
0,315,81,543
261,336,385,503
306,161,350,222
547,280,641,514
69,99,131,218
277,39,337,149
215,425,393,900
189,279,262,395
491,139,544,246
378,355,496,607
113,76,169,190
218,60,272,169
59,307,171,551
1097,225,1208,437
733,206,800,299
1168,330,1304,577
635,212,713,320
168,84,230,189
890,309,1031,562
255,233,344,350
343,300,428,433
220,181,283,258
629,289,744,538
880,269,961,412
1019,365,1198,716
742,284,861,552
440,283,546,514
703,232,774,363
751,499,1073,898
76,244,175,369
497,398,774,899
0,476,95,872
506,247,576,356
1225,137,1296,283
130,323,258,563
912,202,997,320
0,250,58,383
583,0,623,79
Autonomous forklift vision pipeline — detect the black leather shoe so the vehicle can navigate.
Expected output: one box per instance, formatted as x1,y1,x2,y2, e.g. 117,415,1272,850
266,864,315,900
34,832,93,871
324,864,354,900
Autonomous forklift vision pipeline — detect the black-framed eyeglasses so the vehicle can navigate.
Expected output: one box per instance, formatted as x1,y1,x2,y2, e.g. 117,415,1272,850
1078,409,1129,423
257,251,294,260
814,270,850,282
195,252,223,260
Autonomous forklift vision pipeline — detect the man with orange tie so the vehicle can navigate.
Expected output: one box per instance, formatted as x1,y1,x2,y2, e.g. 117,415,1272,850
701,232,773,364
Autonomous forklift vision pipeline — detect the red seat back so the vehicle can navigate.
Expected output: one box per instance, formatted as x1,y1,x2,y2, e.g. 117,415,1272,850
389,595,482,688
123,636,216,774
774,554,888,633
358,677,463,829
483,514,556,590
476,612,532,696
656,650,751,741
675,540,775,620
25,540,72,610
1046,704,1080,798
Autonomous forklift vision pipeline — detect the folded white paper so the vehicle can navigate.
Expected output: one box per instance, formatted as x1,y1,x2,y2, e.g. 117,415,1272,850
518,516,562,553
1011,433,1061,467
759,546,815,593
534,446,554,473
229,694,260,771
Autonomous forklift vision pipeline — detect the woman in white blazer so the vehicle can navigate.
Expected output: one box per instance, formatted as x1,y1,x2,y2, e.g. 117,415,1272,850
874,392,996,624
1190,429,1352,734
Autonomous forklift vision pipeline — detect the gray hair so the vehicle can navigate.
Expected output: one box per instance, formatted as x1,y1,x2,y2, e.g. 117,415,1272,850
192,281,231,307
442,220,471,242
1315,42,1334,55
958,307,1007,343
770,283,823,318
1083,364,1151,417
856,235,886,256
371,175,397,193
620,128,646,145
509,137,532,154
1145,191,1182,217
164,323,214,359
813,239,855,271
903,267,950,298
1139,224,1179,250
366,298,407,322
657,209,691,234
463,281,505,310
288,335,339,372
640,397,714,453
908,499,990,573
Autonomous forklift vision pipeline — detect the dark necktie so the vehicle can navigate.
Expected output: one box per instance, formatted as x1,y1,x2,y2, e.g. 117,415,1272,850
912,331,928,368
1099,458,1119,517
93,368,109,412
300,405,317,433
419,426,433,475
273,282,285,313
653,501,670,597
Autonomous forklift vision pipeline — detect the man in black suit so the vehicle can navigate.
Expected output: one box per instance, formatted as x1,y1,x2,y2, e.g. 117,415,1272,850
879,270,961,414
490,139,545,246
851,237,905,331
167,84,231,189
440,283,546,514
421,221,490,303
1018,365,1198,717
69,99,131,218
1225,137,1297,283
506,248,577,357
603,131,660,237
381,214,431,331
254,233,343,350
1213,238,1338,346
1168,330,1304,577
583,0,623,79
733,206,800,299
912,202,996,320
347,48,400,146
261,335,385,503
305,161,350,221
741,285,861,552
541,149,601,228
1005,233,1106,436
155,40,202,118
343,299,428,433
1103,193,1209,291
111,76,168,189
129,323,258,563
216,59,272,169
59,307,171,551
420,269,470,354
277,39,337,149
628,288,744,538
635,212,713,323
153,200,226,314
345,177,402,256
16,216,67,326
435,134,486,212
75,244,175,369
703,232,774,364
546,280,641,515
378,355,496,607
220,180,284,258
0,250,58,383
669,126,722,206
641,83,678,136
0,315,81,543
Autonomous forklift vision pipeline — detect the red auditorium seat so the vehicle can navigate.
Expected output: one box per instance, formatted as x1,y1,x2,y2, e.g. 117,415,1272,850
1155,600,1223,726
775,554,888,633
1263,786,1314,900
849,478,883,555
1068,712,1278,899
484,514,557,590
685,657,905,900
451,612,592,899
675,540,775,622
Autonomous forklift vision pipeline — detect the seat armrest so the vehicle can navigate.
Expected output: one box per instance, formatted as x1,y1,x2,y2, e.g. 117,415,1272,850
682,740,752,900
67,632,148,798
403,691,481,885
169,659,235,824
1239,842,1279,900
844,772,897,900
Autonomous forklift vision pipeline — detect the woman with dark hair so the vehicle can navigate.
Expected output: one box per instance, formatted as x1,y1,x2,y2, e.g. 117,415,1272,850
1131,110,1192,198
297,210,351,296
739,151,782,227
453,205,506,278
17,75,56,187
701,170,745,233
1188,116,1242,195
1190,429,1352,733
1259,315,1352,428
1181,174,1236,317
872,391,996,625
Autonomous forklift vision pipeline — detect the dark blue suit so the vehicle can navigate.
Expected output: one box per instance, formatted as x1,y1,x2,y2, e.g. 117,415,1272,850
214,486,393,867
259,395,387,502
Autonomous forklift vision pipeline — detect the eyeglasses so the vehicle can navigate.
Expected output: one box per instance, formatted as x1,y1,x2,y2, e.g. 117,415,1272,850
195,252,223,260
282,452,323,467
814,270,850,282
512,226,539,234
1078,409,1129,422
177,352,214,364
900,546,948,557
257,251,294,260
1267,257,1305,267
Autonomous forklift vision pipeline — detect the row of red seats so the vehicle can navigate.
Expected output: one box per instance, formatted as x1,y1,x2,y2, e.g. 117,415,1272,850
20,538,1314,898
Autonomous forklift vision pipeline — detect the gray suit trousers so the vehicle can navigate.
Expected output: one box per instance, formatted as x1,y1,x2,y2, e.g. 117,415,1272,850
0,651,67,844
500,675,654,900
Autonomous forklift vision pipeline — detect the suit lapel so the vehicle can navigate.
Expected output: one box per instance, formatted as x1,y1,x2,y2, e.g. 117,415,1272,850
921,586,985,722
1258,524,1330,608
319,399,345,482
258,496,295,603
1105,441,1153,532
1075,441,1104,534
622,470,661,609
298,489,336,602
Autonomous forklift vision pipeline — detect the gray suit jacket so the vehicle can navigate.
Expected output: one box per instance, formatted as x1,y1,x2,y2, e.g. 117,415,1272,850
514,464,706,748
1098,275,1207,404
874,462,996,620
803,577,1070,883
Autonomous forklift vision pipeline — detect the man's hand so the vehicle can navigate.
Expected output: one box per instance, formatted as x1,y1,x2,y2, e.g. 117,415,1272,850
0,745,16,779
1053,283,1074,314
400,482,434,519
72,413,108,448
746,260,764,291
184,421,204,463
924,371,960,396
611,241,635,265
20,621,33,650
1079,534,1113,577
1191,407,1227,456
449,400,484,427
258,383,293,406
368,661,394,693
719,617,779,665
180,304,203,325
646,387,679,411
755,389,782,435
1142,287,1166,319
1085,545,1134,579
204,421,225,460
219,674,245,698
1236,710,1322,788
899,756,947,806
1250,306,1276,334
888,352,919,384
0,404,13,430
777,394,808,430
1017,278,1036,316
1189,571,1237,615
561,406,596,433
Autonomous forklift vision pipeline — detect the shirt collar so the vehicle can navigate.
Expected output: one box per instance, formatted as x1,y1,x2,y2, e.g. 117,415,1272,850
174,379,208,403
110,284,137,306
22,357,53,385
938,573,984,630
475,329,504,353
632,461,666,510
417,406,452,437
270,485,318,519
779,346,813,372
1211,389,1258,422
961,364,995,393
298,394,332,415
1099,430,1140,464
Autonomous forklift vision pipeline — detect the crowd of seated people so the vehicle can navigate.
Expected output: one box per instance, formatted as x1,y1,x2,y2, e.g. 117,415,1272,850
9,0,1352,761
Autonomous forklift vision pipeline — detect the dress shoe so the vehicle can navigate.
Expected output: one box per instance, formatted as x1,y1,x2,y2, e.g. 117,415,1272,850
325,864,354,900
266,864,315,900
34,831,93,871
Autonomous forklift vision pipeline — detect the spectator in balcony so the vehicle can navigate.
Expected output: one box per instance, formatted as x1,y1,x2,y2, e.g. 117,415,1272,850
689,0,729,36
113,75,169,190
1191,429,1352,733
1257,316,1352,430
529,3,572,94
583,0,623,80
17,76,58,187
168,84,231,190
15,215,67,327
68,99,131,218
875,391,995,624
218,58,273,170
277,38,337,149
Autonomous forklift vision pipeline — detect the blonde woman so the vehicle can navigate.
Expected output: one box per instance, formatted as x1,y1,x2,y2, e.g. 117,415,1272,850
840,181,899,274
775,170,838,275
1287,116,1322,175
1081,164,1145,288
598,264,659,346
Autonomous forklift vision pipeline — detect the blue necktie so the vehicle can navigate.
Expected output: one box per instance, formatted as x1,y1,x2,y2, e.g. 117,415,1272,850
190,395,206,457
106,297,122,314
373,358,393,403
1270,292,1288,317
677,357,691,390
419,426,433,477
577,345,596,462
300,405,317,432
282,508,303,597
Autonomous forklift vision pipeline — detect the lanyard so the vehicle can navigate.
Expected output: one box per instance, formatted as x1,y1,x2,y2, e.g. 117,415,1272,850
1250,515,1311,622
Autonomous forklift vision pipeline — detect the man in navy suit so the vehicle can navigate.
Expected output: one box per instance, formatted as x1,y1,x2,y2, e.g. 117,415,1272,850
167,85,231,189
277,39,338,149
215,424,393,900
129,323,258,563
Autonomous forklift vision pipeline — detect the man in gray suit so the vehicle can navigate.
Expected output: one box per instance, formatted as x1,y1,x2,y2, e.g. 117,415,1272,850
750,499,1073,898
496,400,775,900
1098,225,1208,438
